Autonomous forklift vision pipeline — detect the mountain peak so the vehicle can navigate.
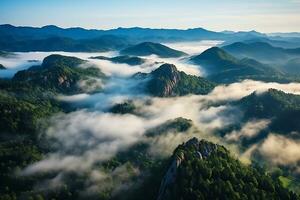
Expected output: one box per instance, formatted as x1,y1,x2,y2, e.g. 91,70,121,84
152,63,178,76
191,46,238,69
142,63,215,97
42,54,85,68
41,25,60,29
120,42,187,58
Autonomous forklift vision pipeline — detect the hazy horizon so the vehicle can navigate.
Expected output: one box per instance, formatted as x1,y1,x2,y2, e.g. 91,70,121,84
1,0,300,33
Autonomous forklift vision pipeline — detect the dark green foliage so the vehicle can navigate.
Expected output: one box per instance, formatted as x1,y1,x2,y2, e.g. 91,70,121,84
237,89,300,135
190,47,287,83
13,54,106,93
42,54,84,68
0,54,107,200
90,55,145,66
144,64,216,96
161,138,299,200
120,42,187,58
0,82,64,200
146,117,193,136
0,81,62,135
110,101,136,114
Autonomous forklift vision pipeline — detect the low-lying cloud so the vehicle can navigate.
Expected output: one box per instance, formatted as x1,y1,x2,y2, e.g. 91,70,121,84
259,134,300,166
225,120,270,142
9,42,300,195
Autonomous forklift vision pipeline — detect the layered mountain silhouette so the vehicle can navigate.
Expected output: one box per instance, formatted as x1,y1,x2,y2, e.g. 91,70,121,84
190,47,284,83
223,42,300,63
0,34,131,52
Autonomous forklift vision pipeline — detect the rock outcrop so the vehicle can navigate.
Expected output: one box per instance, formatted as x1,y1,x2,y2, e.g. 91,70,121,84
141,63,215,97
157,137,217,200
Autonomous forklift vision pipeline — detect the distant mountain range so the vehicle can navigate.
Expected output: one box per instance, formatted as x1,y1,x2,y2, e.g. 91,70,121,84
0,24,230,40
223,42,300,64
190,47,287,83
2,24,300,52
222,42,300,75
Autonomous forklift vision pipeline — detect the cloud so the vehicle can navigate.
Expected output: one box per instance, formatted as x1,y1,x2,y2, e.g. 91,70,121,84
225,120,270,142
163,40,222,55
23,110,149,174
259,134,300,165
77,77,104,93
13,42,300,195
206,79,300,102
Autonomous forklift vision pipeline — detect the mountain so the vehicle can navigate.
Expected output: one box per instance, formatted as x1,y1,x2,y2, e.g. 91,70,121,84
137,63,216,97
0,64,5,69
120,42,187,58
146,117,193,137
110,100,136,114
90,55,145,66
0,24,226,41
284,58,300,74
4,24,300,52
0,35,131,52
269,32,300,38
157,137,299,200
190,47,283,83
237,89,300,135
191,47,239,74
222,42,300,64
243,37,300,49
2,24,277,42
13,54,106,93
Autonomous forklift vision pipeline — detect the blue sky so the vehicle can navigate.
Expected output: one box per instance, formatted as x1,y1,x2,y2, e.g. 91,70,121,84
0,0,300,32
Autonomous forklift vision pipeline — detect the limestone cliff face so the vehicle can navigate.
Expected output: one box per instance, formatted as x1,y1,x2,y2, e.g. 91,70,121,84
157,138,217,200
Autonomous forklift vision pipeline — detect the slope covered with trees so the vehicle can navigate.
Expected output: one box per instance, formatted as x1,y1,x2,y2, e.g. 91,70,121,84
157,137,299,200
237,89,300,135
13,54,106,93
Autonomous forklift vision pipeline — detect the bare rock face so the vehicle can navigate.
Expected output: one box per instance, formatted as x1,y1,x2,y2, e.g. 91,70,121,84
157,137,217,200
147,64,180,97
